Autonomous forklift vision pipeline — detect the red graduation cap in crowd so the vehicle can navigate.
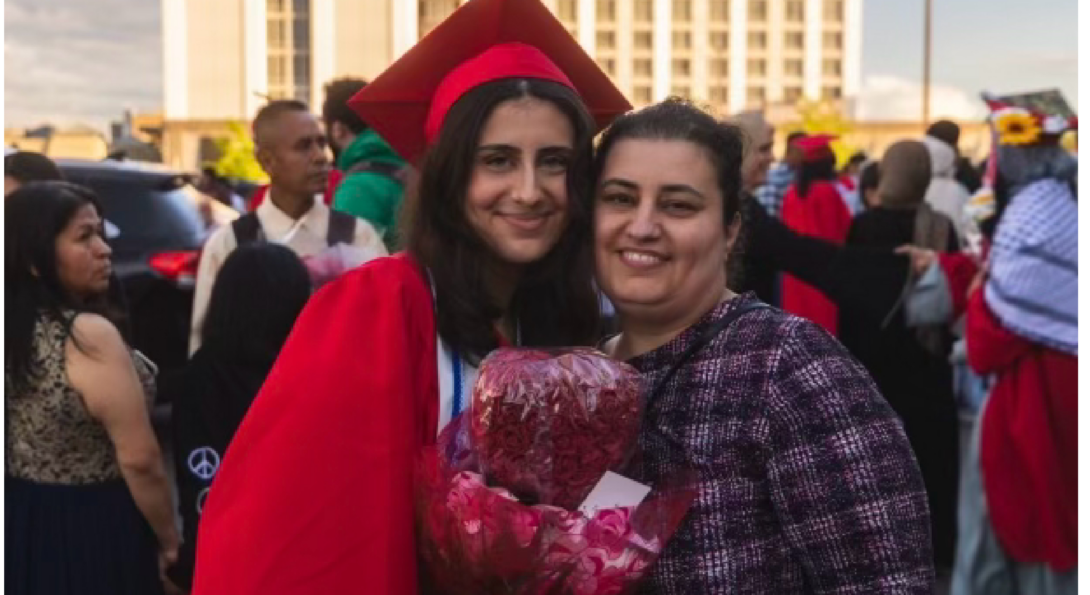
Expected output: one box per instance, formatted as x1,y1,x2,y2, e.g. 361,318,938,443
796,134,838,163
347,0,632,163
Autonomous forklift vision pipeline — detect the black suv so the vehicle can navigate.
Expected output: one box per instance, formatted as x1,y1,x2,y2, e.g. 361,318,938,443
58,159,239,398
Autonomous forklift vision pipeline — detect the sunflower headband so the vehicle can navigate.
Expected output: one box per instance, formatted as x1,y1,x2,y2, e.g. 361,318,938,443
984,95,1078,146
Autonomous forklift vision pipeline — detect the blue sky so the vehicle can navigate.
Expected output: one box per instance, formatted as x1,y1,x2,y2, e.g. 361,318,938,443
860,0,1078,120
4,0,1079,130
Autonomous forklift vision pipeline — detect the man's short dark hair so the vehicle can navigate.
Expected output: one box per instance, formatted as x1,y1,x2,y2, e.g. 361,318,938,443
252,99,310,146
5,151,63,184
786,131,807,145
927,120,961,149
322,78,369,135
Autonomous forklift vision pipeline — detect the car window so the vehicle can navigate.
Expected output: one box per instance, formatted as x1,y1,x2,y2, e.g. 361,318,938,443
61,170,239,255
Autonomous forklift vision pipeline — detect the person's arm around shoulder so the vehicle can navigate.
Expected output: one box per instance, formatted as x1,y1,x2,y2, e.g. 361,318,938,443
66,313,180,574
763,317,934,594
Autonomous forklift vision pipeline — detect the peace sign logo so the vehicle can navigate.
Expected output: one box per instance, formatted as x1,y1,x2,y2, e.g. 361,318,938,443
188,447,221,481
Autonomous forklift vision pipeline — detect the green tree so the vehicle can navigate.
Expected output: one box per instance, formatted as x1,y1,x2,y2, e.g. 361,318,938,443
212,121,268,183
783,99,857,168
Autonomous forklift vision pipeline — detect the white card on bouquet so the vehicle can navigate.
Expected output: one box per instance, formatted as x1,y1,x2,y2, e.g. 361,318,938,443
578,471,652,516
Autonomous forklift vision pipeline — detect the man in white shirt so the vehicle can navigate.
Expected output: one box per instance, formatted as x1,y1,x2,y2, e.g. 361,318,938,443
190,100,387,353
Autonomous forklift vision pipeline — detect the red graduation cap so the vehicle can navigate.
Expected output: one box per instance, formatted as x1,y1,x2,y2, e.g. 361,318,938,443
796,134,837,162
347,0,632,163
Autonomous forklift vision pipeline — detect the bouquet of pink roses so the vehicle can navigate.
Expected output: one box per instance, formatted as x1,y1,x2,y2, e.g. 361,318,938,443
415,348,695,595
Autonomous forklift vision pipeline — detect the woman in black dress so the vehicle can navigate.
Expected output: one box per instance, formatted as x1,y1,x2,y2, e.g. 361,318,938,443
6,182,178,595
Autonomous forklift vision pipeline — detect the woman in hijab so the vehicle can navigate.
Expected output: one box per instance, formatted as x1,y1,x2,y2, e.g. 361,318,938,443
952,105,1077,595
840,140,961,571
923,135,971,243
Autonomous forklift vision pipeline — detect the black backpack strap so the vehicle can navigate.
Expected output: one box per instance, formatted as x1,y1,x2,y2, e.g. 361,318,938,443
231,212,262,247
326,210,357,247
345,160,406,186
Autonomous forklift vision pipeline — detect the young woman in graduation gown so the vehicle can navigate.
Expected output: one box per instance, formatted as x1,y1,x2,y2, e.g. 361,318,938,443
189,2,630,594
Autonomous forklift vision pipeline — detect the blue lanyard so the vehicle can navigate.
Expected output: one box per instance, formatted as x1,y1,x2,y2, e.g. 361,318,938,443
451,350,464,418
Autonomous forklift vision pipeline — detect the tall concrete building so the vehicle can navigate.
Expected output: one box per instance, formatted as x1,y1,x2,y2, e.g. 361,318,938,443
161,0,861,166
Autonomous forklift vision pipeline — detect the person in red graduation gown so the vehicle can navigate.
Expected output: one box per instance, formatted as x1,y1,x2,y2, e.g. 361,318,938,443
780,134,852,335
952,100,1078,591
190,1,630,594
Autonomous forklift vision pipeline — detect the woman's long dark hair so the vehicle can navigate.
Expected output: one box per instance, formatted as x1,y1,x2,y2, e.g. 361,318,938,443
2,180,109,468
796,154,837,198
400,78,601,364
200,243,312,363
5,181,115,390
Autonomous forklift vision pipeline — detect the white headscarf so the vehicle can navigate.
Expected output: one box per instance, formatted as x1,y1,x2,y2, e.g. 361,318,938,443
922,136,970,243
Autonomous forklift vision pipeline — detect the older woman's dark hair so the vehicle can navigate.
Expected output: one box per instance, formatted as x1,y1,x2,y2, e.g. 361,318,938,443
200,243,311,362
400,78,601,364
593,97,746,226
6,181,110,390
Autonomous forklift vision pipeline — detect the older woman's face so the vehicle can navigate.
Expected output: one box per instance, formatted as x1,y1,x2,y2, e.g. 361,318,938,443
595,139,737,324
56,203,113,300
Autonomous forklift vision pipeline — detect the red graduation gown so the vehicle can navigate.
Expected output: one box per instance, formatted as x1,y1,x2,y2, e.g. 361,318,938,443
780,180,852,335
192,253,439,595
965,287,1077,571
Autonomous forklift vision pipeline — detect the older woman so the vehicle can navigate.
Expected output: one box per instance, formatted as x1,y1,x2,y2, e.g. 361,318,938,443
594,99,934,594
6,182,178,595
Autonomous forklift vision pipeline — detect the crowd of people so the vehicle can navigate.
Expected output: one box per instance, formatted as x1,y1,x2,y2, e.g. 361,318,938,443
5,0,1076,593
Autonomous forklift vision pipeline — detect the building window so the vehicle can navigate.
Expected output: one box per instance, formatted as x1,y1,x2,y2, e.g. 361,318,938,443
634,86,653,104
597,0,616,21
784,59,804,77
672,59,692,77
786,0,804,22
747,59,767,77
748,0,767,21
558,0,577,21
785,31,804,50
823,59,842,76
267,0,286,14
747,31,766,50
710,58,729,77
634,0,653,22
268,55,287,86
634,58,653,77
673,31,692,50
635,31,653,50
673,0,692,21
710,31,730,51
267,20,286,48
823,86,843,100
825,0,844,21
710,0,730,22
597,58,616,76
824,31,843,50
597,30,616,49
747,86,766,106
784,86,803,102
710,85,729,104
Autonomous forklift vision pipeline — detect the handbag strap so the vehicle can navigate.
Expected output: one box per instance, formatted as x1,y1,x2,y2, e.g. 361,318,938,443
648,300,770,409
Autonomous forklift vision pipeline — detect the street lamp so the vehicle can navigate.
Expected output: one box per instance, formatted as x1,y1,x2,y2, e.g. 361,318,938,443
923,0,932,124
